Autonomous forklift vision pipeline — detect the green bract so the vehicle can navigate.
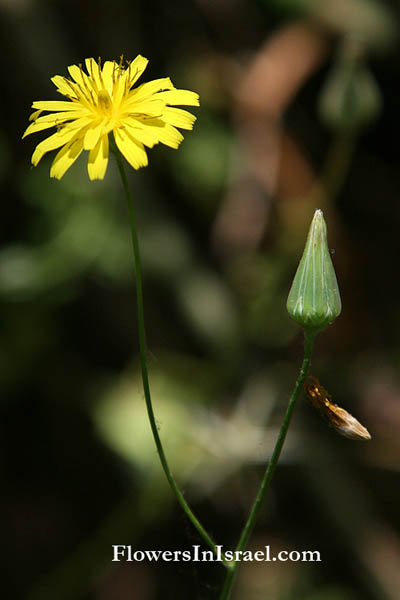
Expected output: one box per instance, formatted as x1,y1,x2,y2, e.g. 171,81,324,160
287,209,341,332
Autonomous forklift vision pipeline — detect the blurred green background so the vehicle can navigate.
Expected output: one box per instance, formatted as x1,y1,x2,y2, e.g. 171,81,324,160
3,0,400,598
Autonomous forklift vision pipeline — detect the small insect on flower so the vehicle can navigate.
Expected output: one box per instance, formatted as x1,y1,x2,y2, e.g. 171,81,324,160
304,376,371,441
23,56,199,180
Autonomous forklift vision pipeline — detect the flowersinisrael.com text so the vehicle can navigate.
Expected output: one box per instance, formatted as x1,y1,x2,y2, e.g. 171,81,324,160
112,545,321,563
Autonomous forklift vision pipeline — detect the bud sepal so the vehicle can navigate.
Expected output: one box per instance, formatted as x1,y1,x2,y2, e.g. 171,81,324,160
287,209,341,333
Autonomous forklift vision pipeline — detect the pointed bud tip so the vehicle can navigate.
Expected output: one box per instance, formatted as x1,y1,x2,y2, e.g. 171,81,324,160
311,208,324,226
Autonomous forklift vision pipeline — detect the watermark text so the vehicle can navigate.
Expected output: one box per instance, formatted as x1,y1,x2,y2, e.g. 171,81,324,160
112,545,321,563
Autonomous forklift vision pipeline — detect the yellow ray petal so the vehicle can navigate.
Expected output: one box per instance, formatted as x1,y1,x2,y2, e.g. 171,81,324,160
151,123,183,149
127,119,183,149
126,55,149,87
32,100,85,112
51,75,78,98
85,58,102,92
112,68,131,109
124,98,165,117
161,107,197,130
31,128,80,165
23,119,64,138
31,111,87,124
58,78,91,107
50,137,84,179
101,61,115,96
123,118,160,148
67,63,83,84
23,122,51,137
67,64,97,104
83,120,104,150
114,129,148,169
22,115,92,138
67,64,91,90
61,116,94,131
22,112,86,137
128,78,173,103
111,56,148,109
157,89,200,106
88,134,109,180
29,109,43,122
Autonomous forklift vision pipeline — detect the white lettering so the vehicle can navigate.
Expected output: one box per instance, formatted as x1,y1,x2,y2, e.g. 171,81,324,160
216,545,224,562
302,550,321,562
193,545,200,561
289,551,301,562
133,551,145,561
145,550,162,561
112,545,127,562
110,544,320,563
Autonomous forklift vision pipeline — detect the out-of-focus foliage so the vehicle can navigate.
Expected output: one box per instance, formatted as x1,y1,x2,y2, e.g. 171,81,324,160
269,0,396,48
3,0,400,599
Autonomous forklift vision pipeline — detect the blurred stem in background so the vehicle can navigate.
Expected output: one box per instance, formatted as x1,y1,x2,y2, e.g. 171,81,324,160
317,34,382,204
320,133,356,204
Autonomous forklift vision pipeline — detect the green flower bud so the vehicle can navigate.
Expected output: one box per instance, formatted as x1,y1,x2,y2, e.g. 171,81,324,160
287,209,341,332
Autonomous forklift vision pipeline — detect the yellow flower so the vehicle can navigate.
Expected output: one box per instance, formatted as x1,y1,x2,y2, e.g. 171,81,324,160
23,56,199,180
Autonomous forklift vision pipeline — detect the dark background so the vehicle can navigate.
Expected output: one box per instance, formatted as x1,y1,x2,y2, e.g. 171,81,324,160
2,0,400,598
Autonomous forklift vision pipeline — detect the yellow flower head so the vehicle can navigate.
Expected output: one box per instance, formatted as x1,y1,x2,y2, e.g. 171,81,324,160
23,56,199,180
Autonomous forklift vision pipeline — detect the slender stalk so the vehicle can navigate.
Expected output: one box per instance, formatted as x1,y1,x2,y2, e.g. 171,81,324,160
219,330,316,600
113,148,223,560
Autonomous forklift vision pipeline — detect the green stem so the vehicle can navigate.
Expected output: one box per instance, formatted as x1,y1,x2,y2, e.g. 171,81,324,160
219,330,316,600
113,148,223,561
